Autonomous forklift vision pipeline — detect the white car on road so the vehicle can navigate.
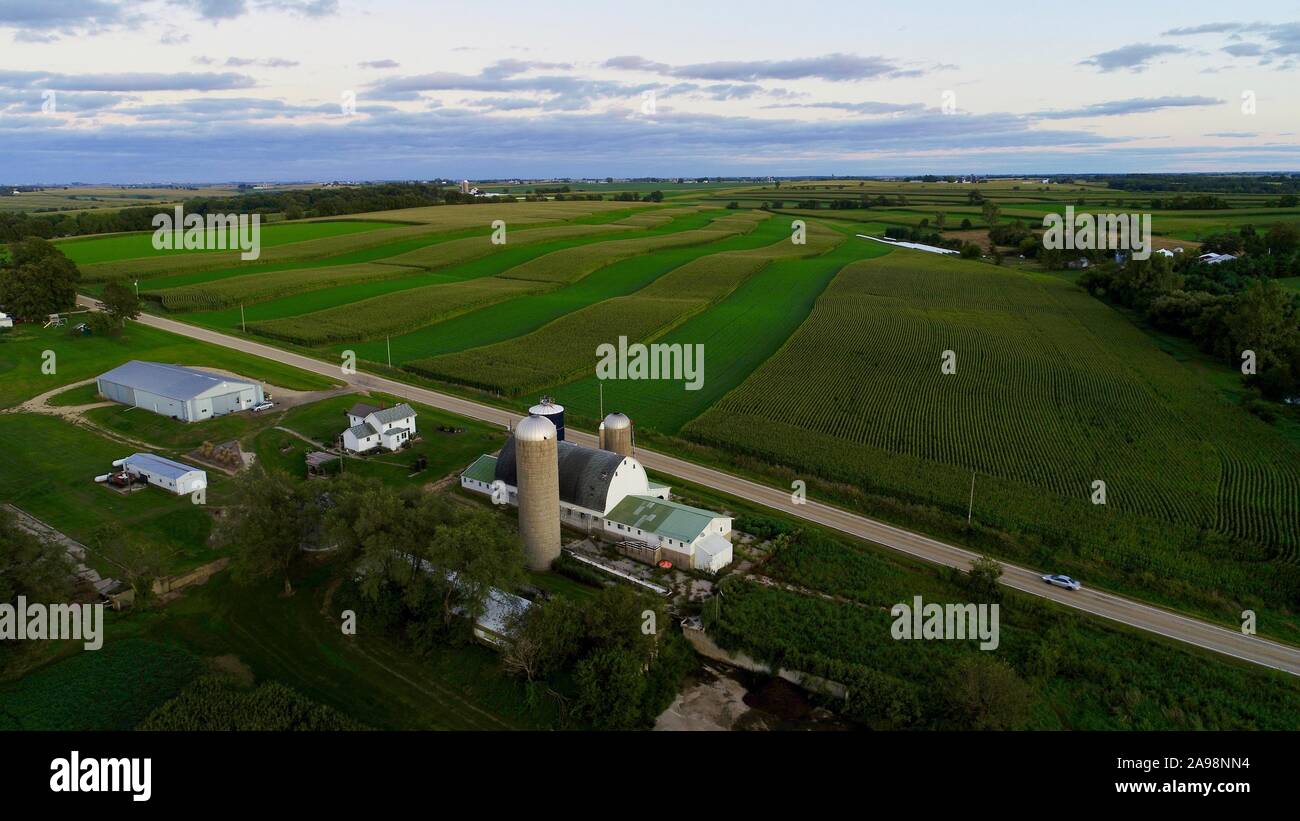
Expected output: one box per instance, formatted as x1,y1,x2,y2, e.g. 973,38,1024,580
1042,574,1082,591
251,401,275,412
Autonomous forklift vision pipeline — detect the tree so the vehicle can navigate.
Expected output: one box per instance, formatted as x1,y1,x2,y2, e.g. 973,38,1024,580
0,237,81,320
426,511,525,629
573,646,648,729
1265,222,1300,256
967,556,1003,602
501,596,584,683
942,655,1032,730
981,200,1000,229
99,280,140,329
214,469,321,595
90,522,164,606
0,509,74,674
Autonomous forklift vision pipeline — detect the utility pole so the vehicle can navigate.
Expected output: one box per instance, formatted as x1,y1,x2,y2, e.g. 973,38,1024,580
133,279,138,297
387,336,392,368
240,304,246,333
599,382,603,420
968,470,976,524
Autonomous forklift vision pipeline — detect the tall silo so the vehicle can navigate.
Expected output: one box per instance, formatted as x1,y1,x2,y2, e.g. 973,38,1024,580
514,414,560,571
528,396,565,441
598,412,633,458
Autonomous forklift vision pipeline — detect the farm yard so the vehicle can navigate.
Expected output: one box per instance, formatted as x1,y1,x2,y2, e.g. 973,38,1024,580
31,182,1300,645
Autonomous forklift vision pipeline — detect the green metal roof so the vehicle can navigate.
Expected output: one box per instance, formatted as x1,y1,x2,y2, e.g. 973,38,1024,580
606,495,719,543
462,453,498,483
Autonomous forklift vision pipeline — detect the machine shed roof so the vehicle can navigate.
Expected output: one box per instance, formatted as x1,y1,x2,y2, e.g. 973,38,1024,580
98,360,256,401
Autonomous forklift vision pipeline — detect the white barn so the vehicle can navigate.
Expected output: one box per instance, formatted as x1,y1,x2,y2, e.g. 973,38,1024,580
460,436,733,571
97,361,263,422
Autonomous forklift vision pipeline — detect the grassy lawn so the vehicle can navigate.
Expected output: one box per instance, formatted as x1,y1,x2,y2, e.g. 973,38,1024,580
0,322,336,410
121,564,560,729
254,392,509,486
0,414,223,577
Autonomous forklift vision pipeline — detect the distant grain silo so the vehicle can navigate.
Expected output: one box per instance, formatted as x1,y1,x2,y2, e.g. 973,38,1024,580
598,412,633,458
528,396,565,441
514,414,560,571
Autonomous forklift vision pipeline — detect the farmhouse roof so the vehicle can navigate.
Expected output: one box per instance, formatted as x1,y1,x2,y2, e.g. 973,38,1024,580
370,403,416,425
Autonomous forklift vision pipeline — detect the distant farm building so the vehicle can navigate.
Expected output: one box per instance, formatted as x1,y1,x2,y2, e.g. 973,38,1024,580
96,360,264,422
115,453,207,496
1199,252,1237,265
0,312,12,329
342,402,417,453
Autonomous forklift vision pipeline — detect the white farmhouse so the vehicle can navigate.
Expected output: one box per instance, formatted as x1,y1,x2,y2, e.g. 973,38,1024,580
342,402,417,453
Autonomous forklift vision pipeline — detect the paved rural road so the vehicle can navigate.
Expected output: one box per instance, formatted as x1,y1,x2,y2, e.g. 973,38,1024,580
83,297,1300,677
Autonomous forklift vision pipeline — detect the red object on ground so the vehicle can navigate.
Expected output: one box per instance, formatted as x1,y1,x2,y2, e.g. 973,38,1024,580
657,560,673,569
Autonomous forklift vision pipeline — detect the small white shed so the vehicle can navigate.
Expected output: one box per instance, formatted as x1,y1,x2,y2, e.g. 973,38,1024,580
118,453,208,496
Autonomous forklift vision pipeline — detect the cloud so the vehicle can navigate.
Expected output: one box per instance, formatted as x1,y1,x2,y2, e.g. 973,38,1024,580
1032,95,1222,119
172,0,339,21
1079,43,1187,72
0,70,257,92
366,61,654,109
763,100,926,115
0,0,130,38
1204,131,1258,138
604,53,918,81
1222,42,1266,57
225,57,299,68
359,59,401,69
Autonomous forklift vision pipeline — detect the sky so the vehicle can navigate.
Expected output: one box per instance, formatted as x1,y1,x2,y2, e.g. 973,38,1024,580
1,0,1299,182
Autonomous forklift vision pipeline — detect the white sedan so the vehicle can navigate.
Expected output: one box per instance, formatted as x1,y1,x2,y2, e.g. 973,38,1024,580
1042,574,1082,591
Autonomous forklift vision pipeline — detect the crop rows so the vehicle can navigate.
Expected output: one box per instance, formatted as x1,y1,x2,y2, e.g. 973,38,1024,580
407,221,840,394
145,263,426,311
682,250,1300,613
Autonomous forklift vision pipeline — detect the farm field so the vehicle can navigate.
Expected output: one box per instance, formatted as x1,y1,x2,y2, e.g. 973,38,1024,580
243,209,756,345
56,220,406,266
682,249,1300,633
406,219,841,395
546,224,895,432
345,212,794,364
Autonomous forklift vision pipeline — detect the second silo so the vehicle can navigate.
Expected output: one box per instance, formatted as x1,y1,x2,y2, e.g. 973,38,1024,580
598,412,633,458
514,414,561,571
528,396,565,441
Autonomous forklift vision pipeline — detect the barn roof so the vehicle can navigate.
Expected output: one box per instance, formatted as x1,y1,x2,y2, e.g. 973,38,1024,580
98,360,256,401
606,495,719,543
494,437,626,512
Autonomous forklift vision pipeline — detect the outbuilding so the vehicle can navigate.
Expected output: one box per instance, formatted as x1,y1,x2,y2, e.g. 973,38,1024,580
117,453,207,496
97,360,264,422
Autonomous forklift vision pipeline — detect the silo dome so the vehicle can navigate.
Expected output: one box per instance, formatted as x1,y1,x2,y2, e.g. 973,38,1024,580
598,411,634,458
527,396,565,441
601,412,631,430
515,413,555,442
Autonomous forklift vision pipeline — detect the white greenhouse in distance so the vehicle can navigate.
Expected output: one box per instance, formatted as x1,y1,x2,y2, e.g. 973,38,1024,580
96,360,264,422
342,402,418,453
